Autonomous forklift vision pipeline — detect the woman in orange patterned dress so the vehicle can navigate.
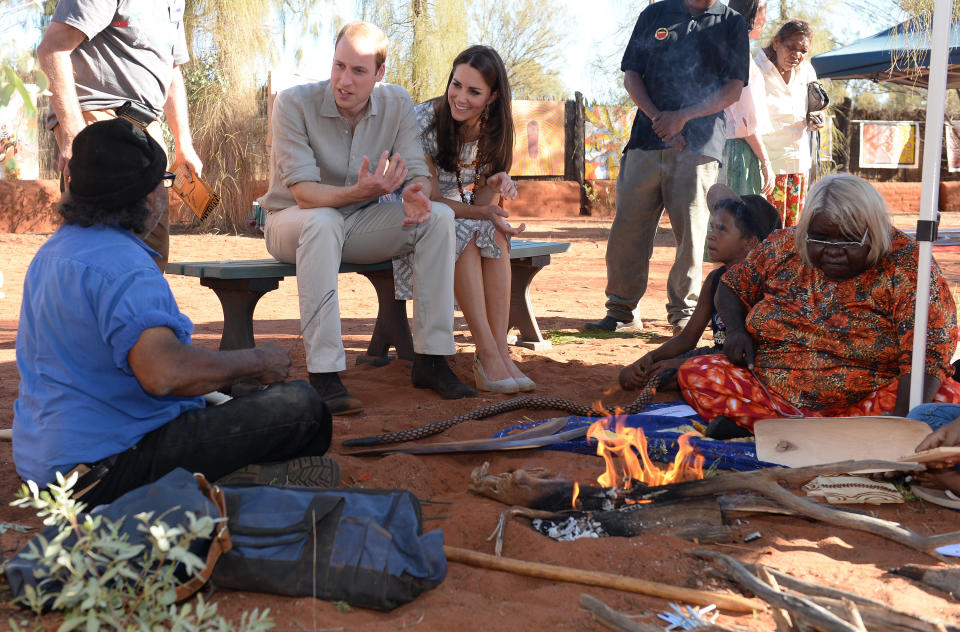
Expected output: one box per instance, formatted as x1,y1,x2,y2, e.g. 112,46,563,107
678,173,960,439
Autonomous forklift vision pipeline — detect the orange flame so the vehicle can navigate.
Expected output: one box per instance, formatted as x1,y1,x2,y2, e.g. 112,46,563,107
571,481,580,509
586,415,704,491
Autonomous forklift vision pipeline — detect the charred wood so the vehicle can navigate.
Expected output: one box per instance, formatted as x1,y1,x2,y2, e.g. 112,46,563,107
890,565,960,601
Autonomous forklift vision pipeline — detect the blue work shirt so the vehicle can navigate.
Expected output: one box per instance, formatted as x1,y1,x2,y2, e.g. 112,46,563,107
13,224,205,486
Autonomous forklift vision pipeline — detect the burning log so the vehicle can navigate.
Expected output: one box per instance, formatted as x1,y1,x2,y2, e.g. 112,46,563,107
471,460,960,560
531,496,726,540
443,545,763,613
890,565,960,600
696,550,960,632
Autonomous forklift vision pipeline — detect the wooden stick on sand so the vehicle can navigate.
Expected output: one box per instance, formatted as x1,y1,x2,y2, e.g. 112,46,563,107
444,545,762,613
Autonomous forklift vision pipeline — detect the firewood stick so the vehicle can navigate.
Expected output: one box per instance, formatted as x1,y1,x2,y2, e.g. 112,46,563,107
654,462,959,561
841,598,867,632
742,564,890,610
444,545,762,613
737,477,960,561
744,563,959,632
758,567,796,632
579,594,661,632
636,460,923,502
806,595,958,632
692,549,862,632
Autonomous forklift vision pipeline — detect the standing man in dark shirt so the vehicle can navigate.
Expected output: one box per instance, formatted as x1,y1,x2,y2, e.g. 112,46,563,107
586,0,749,335
37,0,202,271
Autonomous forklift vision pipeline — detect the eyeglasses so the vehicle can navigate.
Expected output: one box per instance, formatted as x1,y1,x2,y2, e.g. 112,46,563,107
805,229,868,252
161,172,177,188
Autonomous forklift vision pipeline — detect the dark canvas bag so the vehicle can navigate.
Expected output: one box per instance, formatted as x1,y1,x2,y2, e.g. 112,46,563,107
5,468,231,609
210,485,447,611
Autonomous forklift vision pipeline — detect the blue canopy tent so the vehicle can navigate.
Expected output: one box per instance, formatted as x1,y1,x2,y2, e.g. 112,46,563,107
811,19,960,89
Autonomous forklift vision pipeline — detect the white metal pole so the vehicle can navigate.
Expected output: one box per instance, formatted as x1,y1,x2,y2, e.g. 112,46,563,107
909,0,952,411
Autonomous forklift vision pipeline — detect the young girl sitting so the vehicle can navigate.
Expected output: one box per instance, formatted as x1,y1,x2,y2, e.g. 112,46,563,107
619,183,782,391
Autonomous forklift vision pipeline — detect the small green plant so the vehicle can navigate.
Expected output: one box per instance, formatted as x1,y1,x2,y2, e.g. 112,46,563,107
7,472,273,632
545,329,666,345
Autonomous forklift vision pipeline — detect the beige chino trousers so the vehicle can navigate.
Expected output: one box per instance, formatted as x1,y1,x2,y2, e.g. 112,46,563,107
265,201,457,373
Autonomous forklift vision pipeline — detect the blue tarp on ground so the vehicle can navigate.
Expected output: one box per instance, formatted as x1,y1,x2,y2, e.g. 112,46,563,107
493,402,778,472
811,19,960,88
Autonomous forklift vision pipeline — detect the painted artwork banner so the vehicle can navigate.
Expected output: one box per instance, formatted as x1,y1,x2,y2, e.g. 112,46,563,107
511,100,565,177
584,105,635,180
858,121,918,169
0,87,40,180
945,123,960,172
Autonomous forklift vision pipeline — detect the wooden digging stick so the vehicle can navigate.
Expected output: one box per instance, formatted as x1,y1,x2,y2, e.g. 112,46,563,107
641,459,960,560
444,545,762,613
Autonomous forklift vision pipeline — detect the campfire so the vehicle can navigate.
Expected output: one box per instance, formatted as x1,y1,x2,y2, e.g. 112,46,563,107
468,413,727,544
582,413,705,498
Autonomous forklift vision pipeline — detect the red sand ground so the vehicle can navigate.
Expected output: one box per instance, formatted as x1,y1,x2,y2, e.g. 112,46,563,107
1,214,960,630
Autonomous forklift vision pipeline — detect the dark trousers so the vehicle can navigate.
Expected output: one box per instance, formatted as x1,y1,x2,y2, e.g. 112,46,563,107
82,381,332,506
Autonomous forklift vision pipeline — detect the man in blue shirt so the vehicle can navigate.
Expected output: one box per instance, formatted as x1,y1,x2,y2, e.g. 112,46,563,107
586,0,749,335
14,119,335,506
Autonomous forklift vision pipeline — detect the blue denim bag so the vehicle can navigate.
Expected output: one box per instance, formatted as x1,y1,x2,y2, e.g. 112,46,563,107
210,485,447,611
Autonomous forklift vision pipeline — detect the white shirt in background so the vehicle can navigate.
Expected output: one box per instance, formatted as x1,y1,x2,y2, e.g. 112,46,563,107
723,57,771,140
754,50,818,174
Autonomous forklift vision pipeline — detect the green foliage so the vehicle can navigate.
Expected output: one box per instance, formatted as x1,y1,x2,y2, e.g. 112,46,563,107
179,0,276,232
469,0,569,100
545,329,666,344
7,472,274,632
359,0,568,102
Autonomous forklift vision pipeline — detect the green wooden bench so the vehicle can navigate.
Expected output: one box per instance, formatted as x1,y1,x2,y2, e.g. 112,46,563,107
166,239,571,362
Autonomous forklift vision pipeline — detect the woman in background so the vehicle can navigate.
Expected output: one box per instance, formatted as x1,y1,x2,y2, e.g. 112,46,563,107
394,45,533,393
755,19,825,226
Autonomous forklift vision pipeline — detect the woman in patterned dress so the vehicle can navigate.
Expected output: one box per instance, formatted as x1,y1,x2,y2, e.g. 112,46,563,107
394,45,533,393
677,173,960,438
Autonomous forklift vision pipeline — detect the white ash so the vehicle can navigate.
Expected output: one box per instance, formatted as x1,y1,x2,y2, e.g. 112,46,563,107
532,516,607,541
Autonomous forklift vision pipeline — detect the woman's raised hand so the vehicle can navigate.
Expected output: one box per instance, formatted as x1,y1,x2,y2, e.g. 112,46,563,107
401,182,431,226
487,205,525,237
487,171,519,201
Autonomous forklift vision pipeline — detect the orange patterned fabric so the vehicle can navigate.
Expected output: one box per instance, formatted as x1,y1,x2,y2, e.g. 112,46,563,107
765,173,806,227
679,354,960,431
717,228,957,411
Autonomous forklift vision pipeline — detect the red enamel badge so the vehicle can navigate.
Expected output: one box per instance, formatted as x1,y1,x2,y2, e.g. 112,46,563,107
655,28,668,40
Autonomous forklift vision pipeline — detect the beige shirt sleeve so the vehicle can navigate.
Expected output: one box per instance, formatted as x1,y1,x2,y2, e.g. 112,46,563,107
259,81,429,213
272,87,327,188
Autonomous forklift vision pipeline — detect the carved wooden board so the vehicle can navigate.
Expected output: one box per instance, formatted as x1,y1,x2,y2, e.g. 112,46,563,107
755,416,932,469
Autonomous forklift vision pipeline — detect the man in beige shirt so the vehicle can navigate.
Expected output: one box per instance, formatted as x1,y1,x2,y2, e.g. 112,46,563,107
260,21,475,414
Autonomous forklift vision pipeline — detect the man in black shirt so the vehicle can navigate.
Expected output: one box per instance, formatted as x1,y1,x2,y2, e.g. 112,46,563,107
586,0,749,335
